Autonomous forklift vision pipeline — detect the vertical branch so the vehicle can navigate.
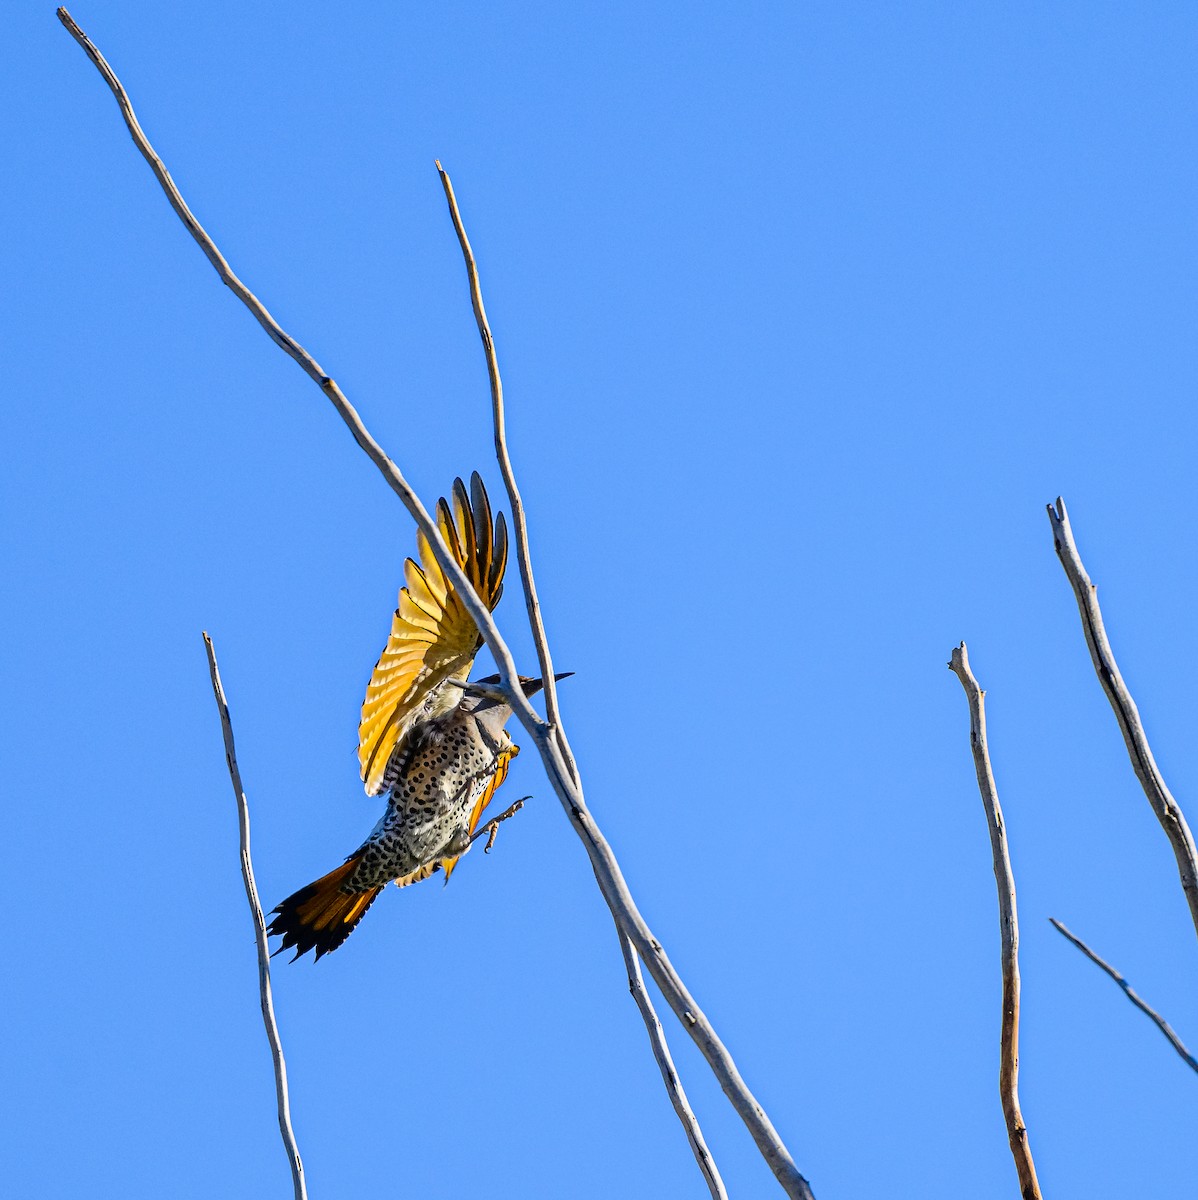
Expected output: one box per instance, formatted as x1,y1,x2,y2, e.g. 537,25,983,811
203,633,308,1200
60,18,814,1196
949,643,1043,1200
617,926,729,1199
1046,498,1198,946
436,161,730,1197
434,161,575,771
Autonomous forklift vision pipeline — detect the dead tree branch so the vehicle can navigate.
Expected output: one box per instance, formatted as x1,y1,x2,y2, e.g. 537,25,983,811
60,11,813,1196
1047,497,1198,946
434,163,572,757
202,633,307,1200
618,929,729,1200
949,643,1043,1200
435,160,728,1197
1049,918,1198,1076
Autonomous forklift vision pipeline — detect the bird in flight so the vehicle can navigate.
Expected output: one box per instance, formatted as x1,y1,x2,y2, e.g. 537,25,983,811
269,473,563,960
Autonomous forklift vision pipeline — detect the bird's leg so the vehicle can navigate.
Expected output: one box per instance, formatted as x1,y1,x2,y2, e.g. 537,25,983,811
442,827,474,858
470,796,530,853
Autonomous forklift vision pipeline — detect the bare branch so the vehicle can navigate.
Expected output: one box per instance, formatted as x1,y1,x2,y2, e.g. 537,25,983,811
202,633,307,1200
61,16,814,1196
1047,497,1198,946
53,10,517,712
618,929,729,1200
1049,918,1198,1076
434,162,574,770
435,160,733,1197
949,643,1043,1200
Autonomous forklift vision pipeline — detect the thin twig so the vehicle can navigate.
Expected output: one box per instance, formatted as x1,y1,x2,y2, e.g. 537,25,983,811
202,633,307,1200
1047,497,1198,947
436,160,731,1198
435,161,576,776
618,928,729,1200
60,17,813,1196
1049,918,1198,1076
949,643,1043,1200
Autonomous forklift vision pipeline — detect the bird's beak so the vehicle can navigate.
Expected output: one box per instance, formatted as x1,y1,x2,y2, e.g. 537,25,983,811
520,671,574,697
453,673,575,701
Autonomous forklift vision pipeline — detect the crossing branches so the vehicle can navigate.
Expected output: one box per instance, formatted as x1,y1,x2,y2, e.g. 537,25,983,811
434,158,729,1198
59,9,811,1197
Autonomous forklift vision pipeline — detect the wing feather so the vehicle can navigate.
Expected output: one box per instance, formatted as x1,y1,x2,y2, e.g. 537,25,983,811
358,473,507,795
470,474,494,582
489,512,508,595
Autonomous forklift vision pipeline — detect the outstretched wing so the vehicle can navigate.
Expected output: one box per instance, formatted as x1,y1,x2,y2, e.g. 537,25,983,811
358,473,508,795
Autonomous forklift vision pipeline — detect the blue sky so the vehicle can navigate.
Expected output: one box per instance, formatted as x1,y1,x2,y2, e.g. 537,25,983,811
5,3,1198,1196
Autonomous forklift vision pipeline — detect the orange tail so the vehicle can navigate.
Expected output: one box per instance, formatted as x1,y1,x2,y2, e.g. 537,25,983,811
268,855,382,961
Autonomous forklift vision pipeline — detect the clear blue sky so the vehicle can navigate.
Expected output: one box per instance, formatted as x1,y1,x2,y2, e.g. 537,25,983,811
5,3,1197,1196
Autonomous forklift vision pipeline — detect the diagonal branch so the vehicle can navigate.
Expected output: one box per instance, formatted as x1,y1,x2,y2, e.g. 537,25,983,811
949,643,1043,1200
618,928,729,1200
1049,918,1198,1076
59,12,813,1197
436,160,728,1197
202,633,308,1200
1047,497,1198,946
53,6,506,694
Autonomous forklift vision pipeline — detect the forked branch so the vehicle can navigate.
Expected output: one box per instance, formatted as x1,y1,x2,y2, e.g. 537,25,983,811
202,633,307,1200
1047,498,1198,946
60,11,812,1196
949,643,1042,1200
1049,918,1198,1076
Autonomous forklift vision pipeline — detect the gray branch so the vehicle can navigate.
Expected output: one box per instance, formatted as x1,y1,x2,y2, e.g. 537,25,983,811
1049,918,1198,1076
60,11,813,1197
433,163,570,745
435,159,728,1197
1047,497,1198,946
202,633,307,1200
949,643,1043,1200
618,929,729,1200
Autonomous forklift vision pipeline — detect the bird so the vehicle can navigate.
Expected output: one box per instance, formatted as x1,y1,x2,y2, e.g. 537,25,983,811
268,472,564,961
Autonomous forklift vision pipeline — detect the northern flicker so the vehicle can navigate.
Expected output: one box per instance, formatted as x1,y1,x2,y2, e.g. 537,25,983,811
268,473,561,961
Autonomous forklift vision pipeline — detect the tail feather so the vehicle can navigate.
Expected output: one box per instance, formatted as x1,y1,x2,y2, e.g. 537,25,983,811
268,855,382,961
